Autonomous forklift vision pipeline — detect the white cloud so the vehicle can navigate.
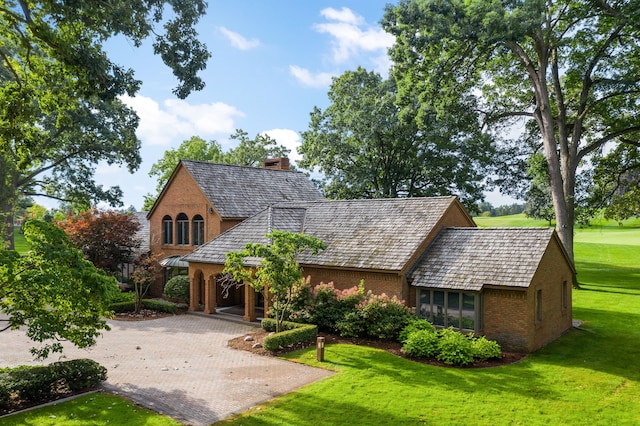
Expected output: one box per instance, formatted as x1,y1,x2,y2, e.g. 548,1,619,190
289,65,335,88
320,7,364,25
219,26,260,50
261,128,302,164
314,7,394,64
120,95,244,146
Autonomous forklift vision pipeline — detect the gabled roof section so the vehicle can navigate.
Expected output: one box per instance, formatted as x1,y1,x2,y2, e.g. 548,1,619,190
409,227,559,291
185,196,461,272
181,160,324,218
184,206,306,265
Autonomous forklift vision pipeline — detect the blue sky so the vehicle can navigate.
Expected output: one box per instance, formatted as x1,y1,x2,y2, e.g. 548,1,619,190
86,1,514,211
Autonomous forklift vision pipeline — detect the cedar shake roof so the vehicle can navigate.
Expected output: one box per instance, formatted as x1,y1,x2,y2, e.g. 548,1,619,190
132,212,150,253
409,227,558,291
180,160,324,218
184,196,464,271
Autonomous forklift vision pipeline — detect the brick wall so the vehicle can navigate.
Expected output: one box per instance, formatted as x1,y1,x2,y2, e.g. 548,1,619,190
302,267,405,300
148,166,222,296
484,289,529,352
527,237,574,351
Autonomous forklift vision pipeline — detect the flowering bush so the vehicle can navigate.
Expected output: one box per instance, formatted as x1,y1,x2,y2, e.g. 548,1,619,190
337,292,412,340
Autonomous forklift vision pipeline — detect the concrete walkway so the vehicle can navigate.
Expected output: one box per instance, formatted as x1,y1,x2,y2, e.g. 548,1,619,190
0,314,334,425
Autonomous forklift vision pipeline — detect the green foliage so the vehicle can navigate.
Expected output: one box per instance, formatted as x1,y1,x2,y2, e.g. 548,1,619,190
142,299,178,314
402,329,440,358
286,281,366,333
107,290,135,304
299,67,494,209
0,0,209,249
164,275,191,303
261,319,318,352
224,230,326,333
383,0,640,261
0,360,107,408
472,336,502,361
110,299,177,314
398,317,435,344
336,292,412,340
0,221,113,359
436,328,475,366
4,365,58,401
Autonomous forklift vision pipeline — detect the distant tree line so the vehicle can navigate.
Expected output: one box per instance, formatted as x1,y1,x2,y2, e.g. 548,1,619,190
476,202,525,218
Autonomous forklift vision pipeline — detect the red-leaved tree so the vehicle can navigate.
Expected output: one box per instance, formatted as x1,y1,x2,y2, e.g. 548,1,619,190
57,208,141,276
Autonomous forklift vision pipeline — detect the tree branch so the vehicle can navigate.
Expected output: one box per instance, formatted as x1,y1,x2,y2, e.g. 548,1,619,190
578,126,640,161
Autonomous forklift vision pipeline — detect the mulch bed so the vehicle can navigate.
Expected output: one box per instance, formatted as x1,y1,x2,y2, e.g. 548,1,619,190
112,308,188,321
227,328,526,368
0,388,96,417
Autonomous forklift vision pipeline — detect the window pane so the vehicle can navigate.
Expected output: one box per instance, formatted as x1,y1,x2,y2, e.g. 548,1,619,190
433,291,445,326
447,292,460,328
162,218,173,244
461,294,475,330
419,290,431,319
192,217,204,246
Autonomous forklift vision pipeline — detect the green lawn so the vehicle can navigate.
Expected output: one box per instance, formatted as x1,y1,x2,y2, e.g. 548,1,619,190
12,227,29,253
0,392,181,425
218,215,640,425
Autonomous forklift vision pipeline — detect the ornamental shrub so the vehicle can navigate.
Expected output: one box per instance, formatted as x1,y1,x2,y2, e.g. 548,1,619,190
7,365,58,401
402,329,440,358
473,336,502,360
436,328,475,366
398,317,435,344
52,359,107,391
142,299,177,313
164,275,190,303
261,318,318,352
0,373,10,409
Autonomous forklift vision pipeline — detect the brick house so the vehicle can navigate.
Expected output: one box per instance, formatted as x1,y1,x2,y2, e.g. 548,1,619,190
145,158,324,296
184,196,574,352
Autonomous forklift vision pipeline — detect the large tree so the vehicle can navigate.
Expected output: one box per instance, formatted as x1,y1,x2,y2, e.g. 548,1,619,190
383,0,640,262
299,67,494,209
143,130,291,210
0,220,117,359
1,0,210,248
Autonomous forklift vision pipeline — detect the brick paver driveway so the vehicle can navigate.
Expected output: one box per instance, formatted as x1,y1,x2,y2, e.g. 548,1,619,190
0,314,334,425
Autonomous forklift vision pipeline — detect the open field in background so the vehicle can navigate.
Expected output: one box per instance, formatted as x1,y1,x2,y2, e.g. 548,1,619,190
11,227,28,253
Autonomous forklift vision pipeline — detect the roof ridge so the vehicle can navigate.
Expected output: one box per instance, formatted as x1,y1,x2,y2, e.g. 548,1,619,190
181,159,303,174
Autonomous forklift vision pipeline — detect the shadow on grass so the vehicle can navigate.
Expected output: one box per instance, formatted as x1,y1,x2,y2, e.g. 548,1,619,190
103,382,222,425
319,343,557,401
576,261,640,291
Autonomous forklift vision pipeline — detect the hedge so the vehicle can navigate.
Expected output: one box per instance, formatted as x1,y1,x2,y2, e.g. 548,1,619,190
261,318,318,352
0,359,107,408
109,299,177,314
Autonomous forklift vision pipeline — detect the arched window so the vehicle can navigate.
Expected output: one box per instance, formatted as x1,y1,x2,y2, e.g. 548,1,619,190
162,215,173,244
176,213,189,245
192,214,204,246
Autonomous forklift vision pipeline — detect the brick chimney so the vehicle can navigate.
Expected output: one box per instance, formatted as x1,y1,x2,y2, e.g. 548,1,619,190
263,157,290,170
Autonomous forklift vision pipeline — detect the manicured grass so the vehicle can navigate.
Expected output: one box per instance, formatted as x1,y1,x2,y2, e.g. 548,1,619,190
12,227,29,253
218,215,640,426
0,392,181,426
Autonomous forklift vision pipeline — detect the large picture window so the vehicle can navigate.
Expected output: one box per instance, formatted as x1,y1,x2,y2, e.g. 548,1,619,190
162,215,173,245
192,215,204,246
418,289,482,332
176,213,189,245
